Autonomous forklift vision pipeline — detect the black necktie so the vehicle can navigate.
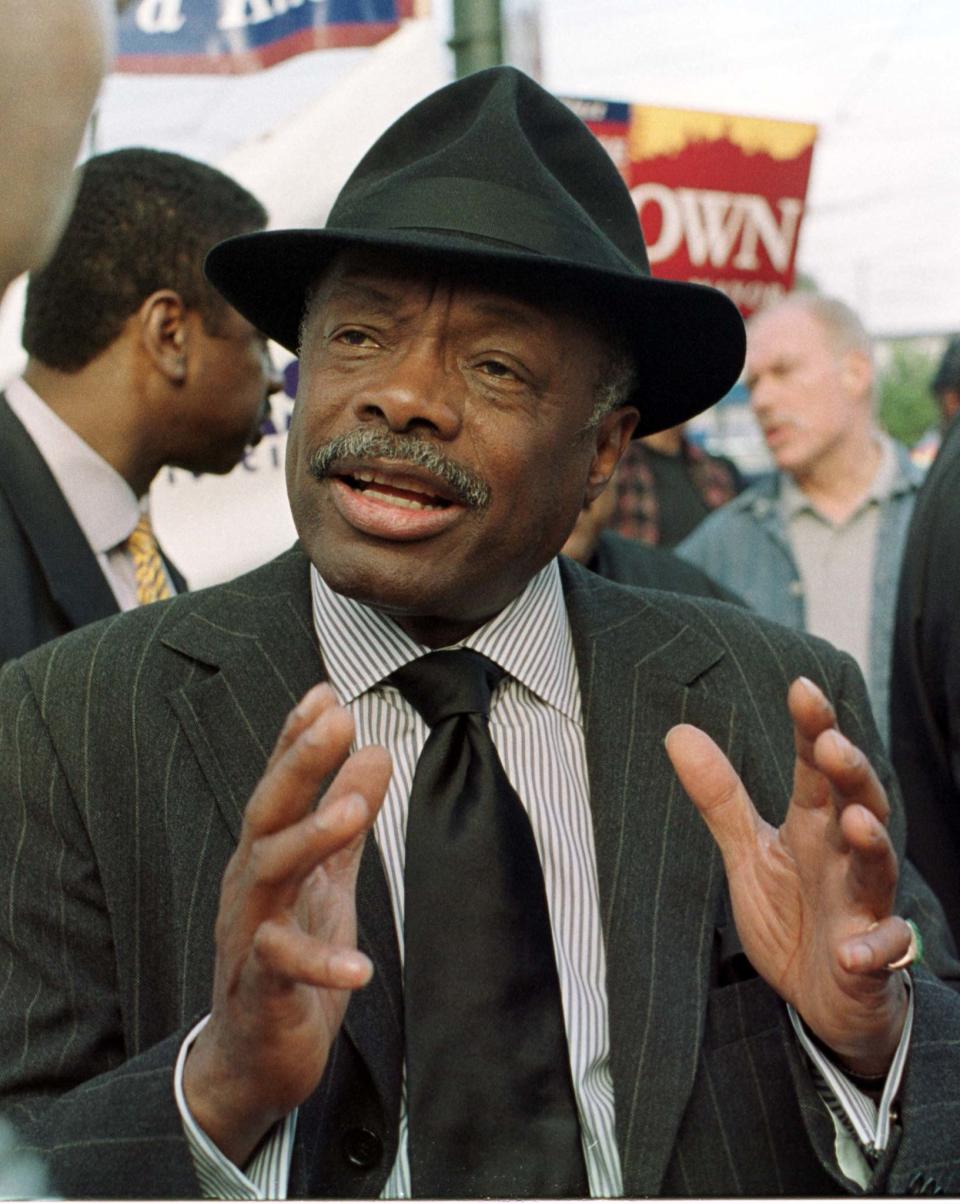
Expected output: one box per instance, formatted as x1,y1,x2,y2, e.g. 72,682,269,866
390,649,588,1198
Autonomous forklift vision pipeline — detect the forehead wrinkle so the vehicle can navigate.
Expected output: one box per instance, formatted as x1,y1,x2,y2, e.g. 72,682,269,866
319,250,559,332
465,297,552,336
317,276,406,316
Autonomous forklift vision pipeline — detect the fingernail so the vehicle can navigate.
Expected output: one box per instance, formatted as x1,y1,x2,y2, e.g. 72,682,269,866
340,793,366,824
294,683,324,718
304,715,326,744
827,729,861,768
331,950,372,981
840,739,862,769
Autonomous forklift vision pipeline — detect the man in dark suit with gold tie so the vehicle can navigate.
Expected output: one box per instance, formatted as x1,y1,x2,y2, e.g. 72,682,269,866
0,148,282,663
1,68,959,1198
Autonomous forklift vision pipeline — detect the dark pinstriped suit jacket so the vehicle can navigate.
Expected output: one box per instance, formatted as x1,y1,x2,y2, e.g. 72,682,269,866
1,547,959,1198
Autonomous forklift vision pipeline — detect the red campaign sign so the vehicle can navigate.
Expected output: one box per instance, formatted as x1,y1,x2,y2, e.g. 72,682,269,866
563,98,817,317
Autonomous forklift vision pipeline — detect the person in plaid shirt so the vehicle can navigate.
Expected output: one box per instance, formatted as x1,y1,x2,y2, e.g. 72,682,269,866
608,422,744,546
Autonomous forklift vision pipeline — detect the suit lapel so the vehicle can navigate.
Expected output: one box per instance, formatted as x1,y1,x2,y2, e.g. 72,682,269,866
160,548,402,1124
0,394,119,626
562,561,742,1195
161,553,321,841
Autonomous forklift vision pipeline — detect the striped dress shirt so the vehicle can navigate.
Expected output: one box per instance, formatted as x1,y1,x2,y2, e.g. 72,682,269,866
177,557,910,1196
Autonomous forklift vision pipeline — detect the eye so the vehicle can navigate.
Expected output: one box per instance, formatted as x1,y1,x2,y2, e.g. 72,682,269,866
332,327,378,348
477,358,521,381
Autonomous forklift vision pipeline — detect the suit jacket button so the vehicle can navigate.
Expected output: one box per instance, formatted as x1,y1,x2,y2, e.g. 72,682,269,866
341,1126,383,1170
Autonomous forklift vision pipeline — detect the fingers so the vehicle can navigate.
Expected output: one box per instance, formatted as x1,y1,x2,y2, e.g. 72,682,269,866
665,724,760,870
813,726,890,825
244,790,375,902
788,678,896,915
263,683,338,773
245,688,357,837
253,918,373,990
322,743,393,815
839,799,899,918
839,915,914,975
788,676,838,810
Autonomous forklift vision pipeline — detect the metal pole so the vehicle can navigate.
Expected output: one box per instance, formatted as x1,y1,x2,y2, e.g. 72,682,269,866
449,0,503,78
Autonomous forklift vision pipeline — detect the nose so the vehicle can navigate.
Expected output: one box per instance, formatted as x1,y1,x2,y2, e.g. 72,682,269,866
355,340,461,439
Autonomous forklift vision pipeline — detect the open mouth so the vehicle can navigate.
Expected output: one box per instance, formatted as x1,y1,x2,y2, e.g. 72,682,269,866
338,469,452,512
326,461,466,542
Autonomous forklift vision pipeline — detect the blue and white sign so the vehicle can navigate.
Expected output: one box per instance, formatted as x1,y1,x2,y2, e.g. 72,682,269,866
118,0,413,73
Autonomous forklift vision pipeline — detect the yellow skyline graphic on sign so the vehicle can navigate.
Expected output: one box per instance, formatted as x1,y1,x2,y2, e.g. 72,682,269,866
629,105,817,161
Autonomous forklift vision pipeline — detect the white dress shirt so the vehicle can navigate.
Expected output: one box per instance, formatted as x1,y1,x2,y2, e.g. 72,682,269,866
177,558,910,1197
5,376,174,607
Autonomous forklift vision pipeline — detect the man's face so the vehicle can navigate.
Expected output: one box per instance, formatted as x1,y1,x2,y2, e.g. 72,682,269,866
176,303,283,475
287,249,636,646
746,305,869,481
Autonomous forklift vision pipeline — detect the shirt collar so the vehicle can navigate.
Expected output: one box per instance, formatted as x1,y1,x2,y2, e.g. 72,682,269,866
6,376,143,553
780,433,898,522
311,557,581,724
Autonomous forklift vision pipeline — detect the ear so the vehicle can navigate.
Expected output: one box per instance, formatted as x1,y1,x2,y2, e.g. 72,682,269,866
584,405,639,505
840,348,873,403
138,290,189,384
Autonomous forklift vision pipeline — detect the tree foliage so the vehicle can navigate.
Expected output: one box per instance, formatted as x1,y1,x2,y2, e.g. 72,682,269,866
877,342,938,447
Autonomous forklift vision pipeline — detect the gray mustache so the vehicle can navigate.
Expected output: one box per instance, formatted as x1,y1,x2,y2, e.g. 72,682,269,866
307,429,492,511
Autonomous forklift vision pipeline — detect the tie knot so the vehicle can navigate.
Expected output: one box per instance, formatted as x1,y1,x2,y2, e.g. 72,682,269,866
389,649,505,727
127,513,157,552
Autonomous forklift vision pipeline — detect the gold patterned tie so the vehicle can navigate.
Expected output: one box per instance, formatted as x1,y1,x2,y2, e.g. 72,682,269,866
126,514,172,605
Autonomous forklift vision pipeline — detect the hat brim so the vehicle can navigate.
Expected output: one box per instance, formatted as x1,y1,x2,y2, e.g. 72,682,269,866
205,227,745,438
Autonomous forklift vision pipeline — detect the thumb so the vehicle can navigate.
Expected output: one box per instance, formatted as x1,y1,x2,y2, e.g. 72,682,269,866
665,724,759,867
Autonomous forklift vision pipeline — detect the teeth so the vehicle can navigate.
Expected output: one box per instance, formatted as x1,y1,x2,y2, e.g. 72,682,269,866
364,487,441,511
351,467,430,492
346,467,446,507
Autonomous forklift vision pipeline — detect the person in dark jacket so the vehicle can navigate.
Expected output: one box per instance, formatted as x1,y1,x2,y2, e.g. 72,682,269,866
0,148,282,662
889,337,960,945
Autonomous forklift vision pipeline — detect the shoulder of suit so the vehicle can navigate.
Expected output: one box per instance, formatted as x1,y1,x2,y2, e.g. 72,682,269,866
9,545,311,685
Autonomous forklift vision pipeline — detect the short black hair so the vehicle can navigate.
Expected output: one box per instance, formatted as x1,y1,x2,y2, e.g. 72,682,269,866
933,335,960,397
22,147,267,371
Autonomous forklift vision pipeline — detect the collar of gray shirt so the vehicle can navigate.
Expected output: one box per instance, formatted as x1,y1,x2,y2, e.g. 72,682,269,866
780,432,899,525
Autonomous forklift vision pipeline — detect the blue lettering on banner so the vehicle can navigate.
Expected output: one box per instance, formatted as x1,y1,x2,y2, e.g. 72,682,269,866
561,96,630,126
120,0,404,71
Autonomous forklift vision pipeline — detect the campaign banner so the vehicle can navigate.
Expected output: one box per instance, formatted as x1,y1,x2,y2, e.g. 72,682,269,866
117,0,416,73
563,97,817,317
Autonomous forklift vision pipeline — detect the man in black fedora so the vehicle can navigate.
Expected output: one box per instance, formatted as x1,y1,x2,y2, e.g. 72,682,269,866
2,67,959,1199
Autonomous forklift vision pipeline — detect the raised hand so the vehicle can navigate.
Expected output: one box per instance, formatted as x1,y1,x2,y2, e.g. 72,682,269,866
665,675,911,1076
182,683,392,1166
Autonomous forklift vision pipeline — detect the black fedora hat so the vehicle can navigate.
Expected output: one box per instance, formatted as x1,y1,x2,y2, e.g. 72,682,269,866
205,66,745,437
